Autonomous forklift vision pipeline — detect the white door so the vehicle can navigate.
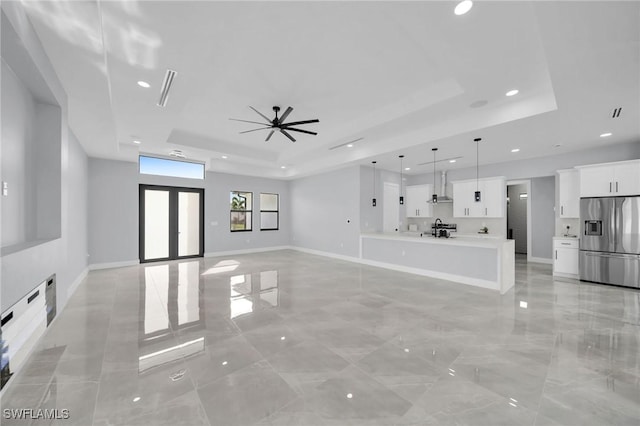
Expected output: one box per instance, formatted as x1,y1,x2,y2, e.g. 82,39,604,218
383,182,399,233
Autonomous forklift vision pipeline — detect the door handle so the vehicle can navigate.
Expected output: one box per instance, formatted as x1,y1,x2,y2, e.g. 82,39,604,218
561,206,563,215
610,182,612,193
616,182,619,192
555,250,557,260
485,207,488,216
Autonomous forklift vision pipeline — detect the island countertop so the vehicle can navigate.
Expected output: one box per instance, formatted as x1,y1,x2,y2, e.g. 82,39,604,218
359,233,515,294
361,232,509,248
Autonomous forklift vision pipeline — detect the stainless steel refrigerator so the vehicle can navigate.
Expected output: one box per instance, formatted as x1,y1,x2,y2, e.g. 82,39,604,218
580,197,640,288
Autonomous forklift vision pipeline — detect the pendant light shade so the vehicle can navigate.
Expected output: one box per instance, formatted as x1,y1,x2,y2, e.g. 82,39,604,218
372,161,377,207
432,148,438,204
399,155,404,205
474,138,482,202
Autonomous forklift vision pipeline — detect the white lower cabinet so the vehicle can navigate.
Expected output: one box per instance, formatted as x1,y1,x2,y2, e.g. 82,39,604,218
553,238,579,278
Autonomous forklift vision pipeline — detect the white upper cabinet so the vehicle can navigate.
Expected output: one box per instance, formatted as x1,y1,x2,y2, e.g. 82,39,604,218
578,160,640,197
557,169,580,218
405,184,433,218
452,177,505,218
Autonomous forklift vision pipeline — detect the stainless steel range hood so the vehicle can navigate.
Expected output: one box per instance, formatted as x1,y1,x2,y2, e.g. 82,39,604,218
429,171,453,203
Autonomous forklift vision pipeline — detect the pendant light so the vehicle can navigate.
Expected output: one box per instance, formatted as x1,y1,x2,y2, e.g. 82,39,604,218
399,155,405,205
431,148,438,204
474,138,482,202
371,161,377,207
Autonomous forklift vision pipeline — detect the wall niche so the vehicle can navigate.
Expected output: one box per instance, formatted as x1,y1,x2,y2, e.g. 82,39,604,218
1,11,62,254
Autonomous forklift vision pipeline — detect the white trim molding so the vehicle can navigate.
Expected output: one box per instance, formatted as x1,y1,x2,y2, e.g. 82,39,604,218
89,260,140,270
205,245,291,258
529,256,553,265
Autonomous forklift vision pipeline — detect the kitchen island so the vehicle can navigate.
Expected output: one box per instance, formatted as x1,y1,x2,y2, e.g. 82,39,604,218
360,233,515,294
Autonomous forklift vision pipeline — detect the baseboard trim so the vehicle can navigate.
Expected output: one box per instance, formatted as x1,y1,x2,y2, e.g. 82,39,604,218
89,260,140,270
529,256,553,265
205,246,291,258
66,267,88,300
288,246,360,263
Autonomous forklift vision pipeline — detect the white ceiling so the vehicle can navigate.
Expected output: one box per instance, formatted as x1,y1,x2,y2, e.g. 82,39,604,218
20,1,640,179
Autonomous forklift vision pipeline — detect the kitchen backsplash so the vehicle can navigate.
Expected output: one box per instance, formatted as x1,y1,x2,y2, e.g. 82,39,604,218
406,203,507,237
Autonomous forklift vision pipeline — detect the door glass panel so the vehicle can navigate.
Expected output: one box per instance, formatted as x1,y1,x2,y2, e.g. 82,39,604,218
144,190,170,260
178,192,201,257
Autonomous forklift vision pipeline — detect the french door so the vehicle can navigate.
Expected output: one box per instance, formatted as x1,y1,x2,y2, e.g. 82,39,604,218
139,185,204,263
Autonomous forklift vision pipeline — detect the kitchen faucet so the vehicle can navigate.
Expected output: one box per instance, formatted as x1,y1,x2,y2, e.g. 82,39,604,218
434,218,443,237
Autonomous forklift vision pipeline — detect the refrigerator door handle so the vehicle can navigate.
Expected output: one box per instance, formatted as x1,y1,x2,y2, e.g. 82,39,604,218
616,182,619,193
609,182,612,193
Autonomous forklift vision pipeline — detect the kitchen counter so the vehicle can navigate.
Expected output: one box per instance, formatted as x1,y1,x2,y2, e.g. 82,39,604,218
360,233,515,294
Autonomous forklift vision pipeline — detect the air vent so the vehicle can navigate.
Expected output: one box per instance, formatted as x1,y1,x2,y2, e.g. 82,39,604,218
169,150,186,158
157,69,177,107
329,137,364,150
417,156,463,166
612,107,622,118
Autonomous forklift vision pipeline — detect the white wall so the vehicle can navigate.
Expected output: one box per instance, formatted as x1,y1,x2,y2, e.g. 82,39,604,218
290,166,360,257
1,4,88,311
87,159,291,265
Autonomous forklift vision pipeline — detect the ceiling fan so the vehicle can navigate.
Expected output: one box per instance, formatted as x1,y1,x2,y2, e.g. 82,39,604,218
230,106,319,142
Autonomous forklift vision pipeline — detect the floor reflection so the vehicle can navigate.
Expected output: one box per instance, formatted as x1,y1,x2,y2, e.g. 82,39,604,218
140,261,205,373
230,270,279,319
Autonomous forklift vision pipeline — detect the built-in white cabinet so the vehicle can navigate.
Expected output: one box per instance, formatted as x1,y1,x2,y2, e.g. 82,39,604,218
453,177,506,218
553,237,579,278
557,169,580,218
405,184,433,218
578,160,640,197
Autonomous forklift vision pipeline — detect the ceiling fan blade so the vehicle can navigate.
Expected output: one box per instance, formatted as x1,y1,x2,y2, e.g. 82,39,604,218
284,127,317,136
239,126,273,134
229,118,271,126
249,106,272,123
280,129,296,142
278,106,293,124
265,130,275,141
281,119,319,127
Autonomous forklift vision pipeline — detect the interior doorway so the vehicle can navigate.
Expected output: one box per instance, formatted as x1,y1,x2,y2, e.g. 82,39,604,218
507,180,531,256
139,185,204,263
383,182,399,233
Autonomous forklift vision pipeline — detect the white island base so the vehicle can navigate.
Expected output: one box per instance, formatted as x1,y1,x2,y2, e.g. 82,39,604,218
360,233,515,294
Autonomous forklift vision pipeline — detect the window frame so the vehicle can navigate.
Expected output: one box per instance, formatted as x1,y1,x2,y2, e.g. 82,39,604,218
259,192,279,231
230,191,253,232
138,155,205,180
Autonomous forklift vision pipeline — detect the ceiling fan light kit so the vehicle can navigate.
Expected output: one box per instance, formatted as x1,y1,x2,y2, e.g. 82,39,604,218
230,106,319,142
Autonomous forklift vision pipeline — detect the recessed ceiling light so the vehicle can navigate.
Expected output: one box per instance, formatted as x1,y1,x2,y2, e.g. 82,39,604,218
506,89,519,97
346,393,353,399
511,148,520,153
132,140,141,144
405,167,411,171
454,0,473,16
221,155,228,159
449,159,456,163
600,132,612,138
347,144,354,148
280,166,286,169
137,81,150,88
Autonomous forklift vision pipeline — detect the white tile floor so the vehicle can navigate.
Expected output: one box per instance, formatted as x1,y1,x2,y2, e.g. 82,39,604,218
1,250,639,425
